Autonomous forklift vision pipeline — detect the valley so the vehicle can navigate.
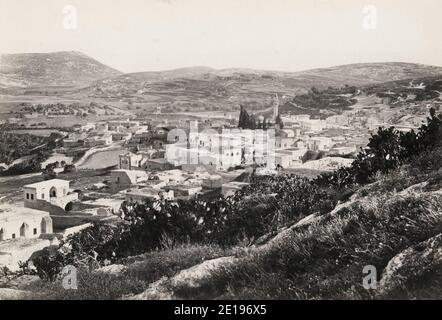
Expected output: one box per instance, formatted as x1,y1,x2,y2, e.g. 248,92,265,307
1,51,442,301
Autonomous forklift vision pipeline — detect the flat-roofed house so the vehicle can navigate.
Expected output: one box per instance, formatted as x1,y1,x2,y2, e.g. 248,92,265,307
275,130,295,149
202,175,223,189
23,179,79,212
306,137,334,151
85,134,112,147
119,152,144,170
0,206,53,241
274,150,292,168
168,185,202,200
125,187,174,204
110,169,150,192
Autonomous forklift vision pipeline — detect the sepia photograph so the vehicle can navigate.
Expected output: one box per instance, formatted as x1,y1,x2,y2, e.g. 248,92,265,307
0,0,441,308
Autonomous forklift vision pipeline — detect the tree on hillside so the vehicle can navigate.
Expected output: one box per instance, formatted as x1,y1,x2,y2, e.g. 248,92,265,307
238,105,257,130
238,105,249,129
418,108,442,150
276,114,284,129
249,114,257,130
262,118,268,130
316,108,442,188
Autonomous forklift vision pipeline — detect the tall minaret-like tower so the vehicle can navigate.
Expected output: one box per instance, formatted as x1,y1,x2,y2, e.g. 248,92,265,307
273,94,279,120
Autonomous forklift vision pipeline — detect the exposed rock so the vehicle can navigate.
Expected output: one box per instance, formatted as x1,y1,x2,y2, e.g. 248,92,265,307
378,233,442,297
169,256,237,289
397,182,429,196
122,182,442,300
124,277,173,300
125,256,238,300
253,217,311,247
1,275,41,290
94,264,127,275
258,213,320,251
0,288,34,300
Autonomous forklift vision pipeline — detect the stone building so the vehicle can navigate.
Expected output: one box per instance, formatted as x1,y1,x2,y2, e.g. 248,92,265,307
0,206,53,241
110,169,149,192
23,179,79,212
125,187,174,204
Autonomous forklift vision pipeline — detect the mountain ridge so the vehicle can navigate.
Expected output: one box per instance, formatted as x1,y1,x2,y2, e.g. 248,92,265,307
0,51,122,88
2,51,442,90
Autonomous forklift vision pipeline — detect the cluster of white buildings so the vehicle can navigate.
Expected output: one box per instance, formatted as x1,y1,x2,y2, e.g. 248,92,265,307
64,119,148,149
110,167,225,203
163,117,357,171
0,180,68,270
165,129,274,171
0,177,122,271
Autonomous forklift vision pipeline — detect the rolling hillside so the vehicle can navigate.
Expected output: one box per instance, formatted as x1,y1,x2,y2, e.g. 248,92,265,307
2,51,442,115
80,62,442,113
0,51,121,89
292,62,442,87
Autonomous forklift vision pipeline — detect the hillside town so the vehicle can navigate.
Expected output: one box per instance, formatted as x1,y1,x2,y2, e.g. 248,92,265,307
2,0,442,304
3,87,441,272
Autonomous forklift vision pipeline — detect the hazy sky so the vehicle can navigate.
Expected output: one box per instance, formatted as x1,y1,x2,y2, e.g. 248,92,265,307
1,0,441,73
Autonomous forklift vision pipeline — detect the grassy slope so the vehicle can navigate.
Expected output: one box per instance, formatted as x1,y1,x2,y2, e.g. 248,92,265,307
23,150,442,300
197,153,442,300
142,149,442,300
28,244,230,300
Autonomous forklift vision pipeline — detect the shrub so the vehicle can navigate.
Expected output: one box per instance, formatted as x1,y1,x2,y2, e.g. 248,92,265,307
198,192,442,300
124,243,228,284
315,109,442,189
32,248,67,282
33,268,147,300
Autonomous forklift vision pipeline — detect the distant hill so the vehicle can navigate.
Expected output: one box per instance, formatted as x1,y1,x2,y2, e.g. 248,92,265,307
80,62,442,113
91,62,442,92
2,52,442,115
124,66,216,82
0,51,121,88
292,62,442,87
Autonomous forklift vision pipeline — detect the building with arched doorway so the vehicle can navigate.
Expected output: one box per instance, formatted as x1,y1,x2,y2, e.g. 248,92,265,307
23,179,79,212
0,204,55,271
0,206,53,241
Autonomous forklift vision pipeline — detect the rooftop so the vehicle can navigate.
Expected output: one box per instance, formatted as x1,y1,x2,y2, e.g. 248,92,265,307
126,187,163,197
112,169,149,183
23,179,70,189
0,238,50,252
168,184,202,190
146,158,168,164
0,205,49,221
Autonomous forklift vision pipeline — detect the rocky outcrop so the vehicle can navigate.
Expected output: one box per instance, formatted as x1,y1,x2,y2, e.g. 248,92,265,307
125,256,238,300
377,233,442,298
124,213,323,300
0,275,40,290
94,264,127,276
0,288,34,300
125,181,442,300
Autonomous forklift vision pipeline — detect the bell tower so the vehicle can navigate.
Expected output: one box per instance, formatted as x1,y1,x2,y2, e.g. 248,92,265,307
273,94,279,120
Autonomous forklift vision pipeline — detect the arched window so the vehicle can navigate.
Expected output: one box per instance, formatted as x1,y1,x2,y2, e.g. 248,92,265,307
50,187,57,198
0,228,4,241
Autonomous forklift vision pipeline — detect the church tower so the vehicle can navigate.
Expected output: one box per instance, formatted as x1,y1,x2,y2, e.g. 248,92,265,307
273,94,279,120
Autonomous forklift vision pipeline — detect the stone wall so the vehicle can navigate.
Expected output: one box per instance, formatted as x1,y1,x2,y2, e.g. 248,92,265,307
0,239,51,271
